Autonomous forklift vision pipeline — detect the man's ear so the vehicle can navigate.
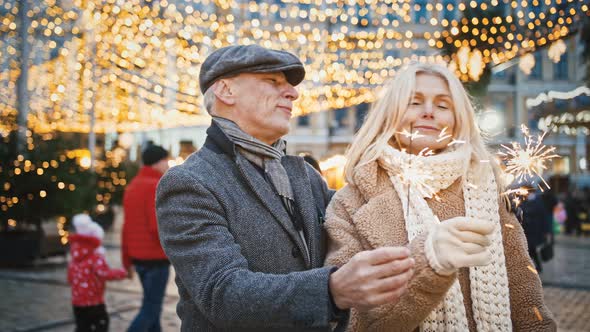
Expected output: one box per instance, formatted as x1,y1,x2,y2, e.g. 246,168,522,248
212,79,235,106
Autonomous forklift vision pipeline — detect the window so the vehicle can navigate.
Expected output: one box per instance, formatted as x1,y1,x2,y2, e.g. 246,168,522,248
273,0,285,20
414,0,428,23
553,53,568,80
493,69,507,79
355,103,369,132
356,4,371,28
530,52,543,80
443,0,456,22
297,114,310,127
386,9,399,23
334,108,348,128
386,49,400,59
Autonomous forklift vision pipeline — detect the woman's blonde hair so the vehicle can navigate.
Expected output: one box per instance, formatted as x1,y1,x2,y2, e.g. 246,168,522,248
344,62,505,192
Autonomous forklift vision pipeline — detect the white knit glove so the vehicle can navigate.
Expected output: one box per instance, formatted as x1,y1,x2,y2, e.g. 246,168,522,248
424,217,495,275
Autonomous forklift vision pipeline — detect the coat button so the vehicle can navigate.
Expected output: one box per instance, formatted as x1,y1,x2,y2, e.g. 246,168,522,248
291,247,300,258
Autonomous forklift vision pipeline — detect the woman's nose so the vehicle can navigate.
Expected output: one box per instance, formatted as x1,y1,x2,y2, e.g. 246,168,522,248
421,103,434,118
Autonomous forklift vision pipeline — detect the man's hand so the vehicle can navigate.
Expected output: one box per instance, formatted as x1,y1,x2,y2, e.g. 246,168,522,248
329,247,414,311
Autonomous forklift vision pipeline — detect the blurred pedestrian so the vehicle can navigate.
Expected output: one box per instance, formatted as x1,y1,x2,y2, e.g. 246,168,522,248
122,144,170,332
519,189,553,273
302,153,322,174
564,189,583,236
68,214,127,332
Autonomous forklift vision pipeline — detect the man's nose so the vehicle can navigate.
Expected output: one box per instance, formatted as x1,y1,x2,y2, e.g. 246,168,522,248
284,84,299,101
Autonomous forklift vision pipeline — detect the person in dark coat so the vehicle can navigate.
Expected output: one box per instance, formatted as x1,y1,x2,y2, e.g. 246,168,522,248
520,190,553,272
155,45,415,331
564,189,583,236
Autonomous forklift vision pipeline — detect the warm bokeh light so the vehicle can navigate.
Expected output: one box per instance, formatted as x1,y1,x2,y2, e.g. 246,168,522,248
0,0,586,136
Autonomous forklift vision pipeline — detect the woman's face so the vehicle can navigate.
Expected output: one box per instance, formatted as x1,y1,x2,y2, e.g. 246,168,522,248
396,73,456,155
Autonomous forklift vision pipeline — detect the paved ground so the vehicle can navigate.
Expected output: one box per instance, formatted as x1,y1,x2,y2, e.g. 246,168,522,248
0,231,589,331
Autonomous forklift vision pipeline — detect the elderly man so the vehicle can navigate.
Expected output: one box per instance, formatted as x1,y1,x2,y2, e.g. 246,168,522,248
156,45,414,331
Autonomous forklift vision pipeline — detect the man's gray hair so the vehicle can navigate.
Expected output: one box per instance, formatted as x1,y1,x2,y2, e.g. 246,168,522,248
203,86,216,115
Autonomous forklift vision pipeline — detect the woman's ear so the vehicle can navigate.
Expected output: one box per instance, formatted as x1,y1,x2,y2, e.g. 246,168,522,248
212,79,235,106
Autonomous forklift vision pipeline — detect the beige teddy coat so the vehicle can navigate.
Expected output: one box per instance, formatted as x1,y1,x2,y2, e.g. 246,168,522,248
324,161,556,332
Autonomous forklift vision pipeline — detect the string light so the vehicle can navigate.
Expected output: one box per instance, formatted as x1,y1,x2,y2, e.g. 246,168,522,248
0,0,587,135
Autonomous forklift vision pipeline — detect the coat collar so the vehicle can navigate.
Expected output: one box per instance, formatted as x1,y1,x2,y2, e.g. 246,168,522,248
204,120,238,158
350,161,392,201
204,121,318,268
346,160,465,249
204,120,288,159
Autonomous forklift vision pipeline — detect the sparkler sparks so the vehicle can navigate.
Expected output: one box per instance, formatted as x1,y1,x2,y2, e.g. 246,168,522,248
395,153,437,198
527,265,539,275
448,139,466,146
533,307,543,322
436,126,452,142
502,186,532,209
499,125,559,191
398,128,425,141
392,125,438,198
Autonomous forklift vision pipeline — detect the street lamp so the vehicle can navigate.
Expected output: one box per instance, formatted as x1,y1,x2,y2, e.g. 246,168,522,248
478,109,505,136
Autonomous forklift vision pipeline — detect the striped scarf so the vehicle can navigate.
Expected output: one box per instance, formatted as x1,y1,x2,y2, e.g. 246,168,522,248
213,117,300,229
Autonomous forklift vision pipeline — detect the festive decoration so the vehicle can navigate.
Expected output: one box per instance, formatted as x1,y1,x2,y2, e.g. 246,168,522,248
0,0,587,135
0,130,139,234
547,39,567,63
0,131,96,232
529,85,590,136
518,53,535,75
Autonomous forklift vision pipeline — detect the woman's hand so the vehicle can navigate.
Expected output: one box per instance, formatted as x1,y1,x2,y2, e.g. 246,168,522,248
425,216,495,275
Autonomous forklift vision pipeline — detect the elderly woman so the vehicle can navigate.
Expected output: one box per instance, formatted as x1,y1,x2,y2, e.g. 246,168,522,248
324,62,556,331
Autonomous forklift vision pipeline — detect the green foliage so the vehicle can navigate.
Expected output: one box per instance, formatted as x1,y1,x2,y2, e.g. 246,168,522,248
0,132,96,230
95,150,139,207
438,4,508,97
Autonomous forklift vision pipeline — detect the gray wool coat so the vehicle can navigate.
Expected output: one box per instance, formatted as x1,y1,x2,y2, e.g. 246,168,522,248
156,122,341,332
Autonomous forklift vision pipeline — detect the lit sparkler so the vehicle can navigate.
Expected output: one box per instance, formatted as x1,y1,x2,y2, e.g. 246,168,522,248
389,126,438,219
391,126,438,201
436,126,452,142
498,125,559,192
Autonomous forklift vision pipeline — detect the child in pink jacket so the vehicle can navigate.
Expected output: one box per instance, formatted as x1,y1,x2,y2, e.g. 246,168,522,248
67,214,127,332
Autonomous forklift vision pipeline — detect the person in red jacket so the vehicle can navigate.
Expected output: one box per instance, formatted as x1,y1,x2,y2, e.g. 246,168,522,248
122,144,170,332
68,214,127,332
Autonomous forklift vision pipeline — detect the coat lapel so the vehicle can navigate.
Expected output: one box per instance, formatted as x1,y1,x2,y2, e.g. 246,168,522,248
235,155,310,266
351,162,410,249
282,156,320,268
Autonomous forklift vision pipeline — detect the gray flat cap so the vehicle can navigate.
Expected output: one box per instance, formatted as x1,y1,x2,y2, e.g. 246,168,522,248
199,45,306,94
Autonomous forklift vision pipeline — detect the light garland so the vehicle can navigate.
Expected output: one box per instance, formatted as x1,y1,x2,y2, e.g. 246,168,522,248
518,52,535,75
0,0,587,134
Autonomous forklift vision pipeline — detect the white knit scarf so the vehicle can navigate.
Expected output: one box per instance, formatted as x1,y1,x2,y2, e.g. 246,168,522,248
379,144,512,332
